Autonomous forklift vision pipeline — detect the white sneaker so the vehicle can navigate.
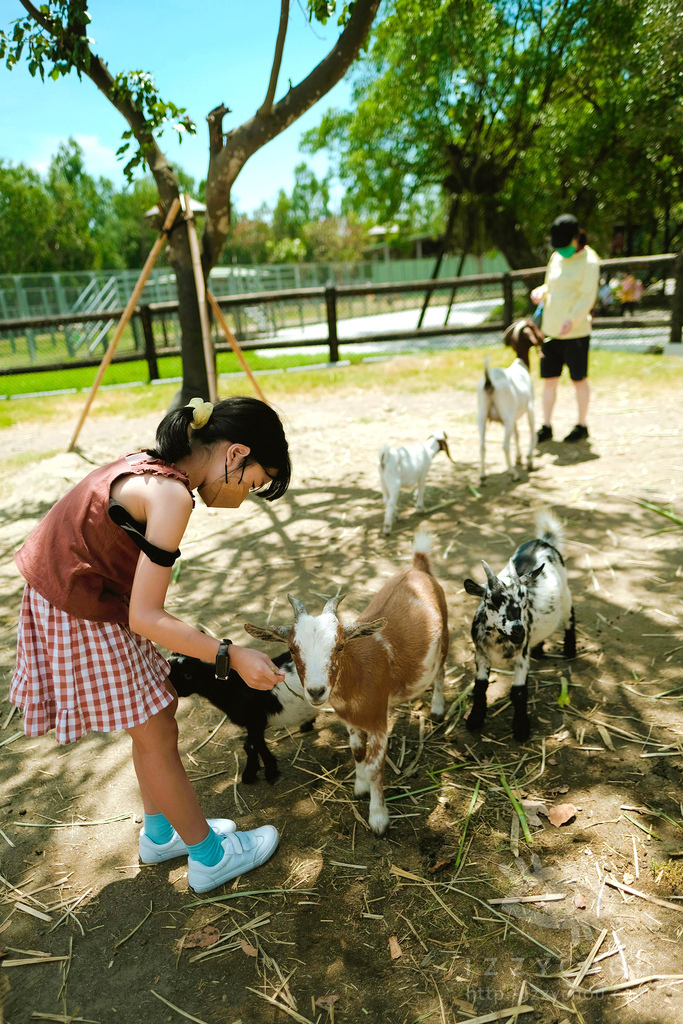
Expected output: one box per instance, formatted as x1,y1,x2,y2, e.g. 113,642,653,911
188,825,279,893
139,818,237,864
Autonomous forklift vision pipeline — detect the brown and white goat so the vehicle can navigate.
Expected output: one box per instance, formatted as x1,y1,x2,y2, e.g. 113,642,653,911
244,529,449,835
478,318,545,483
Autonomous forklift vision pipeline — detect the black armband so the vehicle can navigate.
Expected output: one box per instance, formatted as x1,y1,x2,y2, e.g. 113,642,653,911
108,499,180,568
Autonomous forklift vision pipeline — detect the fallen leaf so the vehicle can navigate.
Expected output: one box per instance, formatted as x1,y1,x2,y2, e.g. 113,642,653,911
546,803,577,827
428,858,453,875
241,939,258,957
315,995,340,1008
574,892,587,909
389,935,402,960
182,926,220,949
549,785,570,797
623,871,635,885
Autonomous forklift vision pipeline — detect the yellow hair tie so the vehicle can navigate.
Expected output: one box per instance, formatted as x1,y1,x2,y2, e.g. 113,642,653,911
187,397,213,430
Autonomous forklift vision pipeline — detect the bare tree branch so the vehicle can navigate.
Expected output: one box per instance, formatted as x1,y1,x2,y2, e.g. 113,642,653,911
202,0,380,267
258,0,289,118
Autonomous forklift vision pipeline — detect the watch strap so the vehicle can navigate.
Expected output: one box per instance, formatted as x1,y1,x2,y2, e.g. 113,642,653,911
215,638,233,679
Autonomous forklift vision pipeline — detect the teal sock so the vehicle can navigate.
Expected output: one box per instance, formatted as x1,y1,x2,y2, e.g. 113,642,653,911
144,812,174,845
187,827,224,867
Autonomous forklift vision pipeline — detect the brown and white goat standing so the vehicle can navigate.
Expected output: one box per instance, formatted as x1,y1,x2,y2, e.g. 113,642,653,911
244,529,449,835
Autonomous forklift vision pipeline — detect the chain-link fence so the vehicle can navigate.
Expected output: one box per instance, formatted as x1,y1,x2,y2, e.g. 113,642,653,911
1,254,680,399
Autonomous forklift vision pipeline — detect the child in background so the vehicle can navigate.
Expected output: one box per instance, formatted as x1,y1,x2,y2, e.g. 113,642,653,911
10,396,291,893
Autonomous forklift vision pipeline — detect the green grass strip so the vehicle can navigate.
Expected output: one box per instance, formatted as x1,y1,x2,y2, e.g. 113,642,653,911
500,770,532,845
455,779,481,868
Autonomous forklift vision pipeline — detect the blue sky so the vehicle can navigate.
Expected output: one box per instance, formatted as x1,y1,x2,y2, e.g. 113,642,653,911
0,0,355,214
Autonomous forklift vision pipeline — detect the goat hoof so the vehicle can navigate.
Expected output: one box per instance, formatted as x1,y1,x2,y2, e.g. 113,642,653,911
530,643,545,660
265,769,280,785
369,810,389,836
241,770,258,785
299,718,316,733
512,719,531,743
466,714,485,733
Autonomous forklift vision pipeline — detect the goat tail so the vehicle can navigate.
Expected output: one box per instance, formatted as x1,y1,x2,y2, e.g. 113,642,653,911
412,525,434,574
483,355,494,393
379,445,390,470
535,509,565,554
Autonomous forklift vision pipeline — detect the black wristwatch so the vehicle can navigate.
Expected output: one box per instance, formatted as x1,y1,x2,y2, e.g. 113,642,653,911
215,639,233,680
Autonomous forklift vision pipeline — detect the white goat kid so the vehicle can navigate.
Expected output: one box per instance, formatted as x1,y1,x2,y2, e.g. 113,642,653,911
463,510,575,742
244,529,449,835
478,318,545,484
379,429,454,534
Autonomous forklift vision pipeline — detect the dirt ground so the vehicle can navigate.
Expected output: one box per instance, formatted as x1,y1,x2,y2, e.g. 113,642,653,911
0,361,682,1024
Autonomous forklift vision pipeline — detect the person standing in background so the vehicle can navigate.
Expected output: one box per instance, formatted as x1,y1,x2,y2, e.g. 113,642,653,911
531,214,600,443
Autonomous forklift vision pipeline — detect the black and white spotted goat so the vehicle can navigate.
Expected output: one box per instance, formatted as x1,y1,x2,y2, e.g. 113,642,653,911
463,510,575,741
168,651,315,784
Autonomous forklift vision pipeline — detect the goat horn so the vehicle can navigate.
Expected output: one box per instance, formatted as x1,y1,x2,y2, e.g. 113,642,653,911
481,560,498,585
322,593,346,616
287,594,308,619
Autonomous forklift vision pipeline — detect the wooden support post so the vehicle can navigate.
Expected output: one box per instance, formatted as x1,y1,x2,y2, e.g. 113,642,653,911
502,272,514,328
140,305,159,382
670,251,683,344
184,194,217,404
68,197,181,452
206,290,268,404
325,282,339,363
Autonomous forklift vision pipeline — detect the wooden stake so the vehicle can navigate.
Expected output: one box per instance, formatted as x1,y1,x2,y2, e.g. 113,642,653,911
68,197,181,451
206,289,268,404
184,194,217,404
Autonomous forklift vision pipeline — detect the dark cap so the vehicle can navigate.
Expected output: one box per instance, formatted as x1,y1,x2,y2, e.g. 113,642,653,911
550,214,579,249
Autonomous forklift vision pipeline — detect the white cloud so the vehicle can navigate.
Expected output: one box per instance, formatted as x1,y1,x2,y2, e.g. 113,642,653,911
28,134,123,183
73,134,123,181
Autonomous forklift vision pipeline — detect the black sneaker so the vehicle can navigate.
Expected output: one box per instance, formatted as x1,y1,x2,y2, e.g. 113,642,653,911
536,425,553,443
564,424,589,443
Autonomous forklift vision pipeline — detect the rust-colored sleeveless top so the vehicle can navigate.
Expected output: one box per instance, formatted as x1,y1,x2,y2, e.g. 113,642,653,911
15,454,194,625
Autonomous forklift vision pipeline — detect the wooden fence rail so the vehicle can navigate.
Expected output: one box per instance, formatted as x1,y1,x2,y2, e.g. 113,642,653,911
1,255,680,388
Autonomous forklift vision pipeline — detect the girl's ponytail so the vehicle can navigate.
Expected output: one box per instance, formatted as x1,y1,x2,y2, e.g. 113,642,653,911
147,406,195,463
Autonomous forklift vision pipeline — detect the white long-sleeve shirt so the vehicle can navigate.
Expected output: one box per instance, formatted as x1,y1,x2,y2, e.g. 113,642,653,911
539,245,600,339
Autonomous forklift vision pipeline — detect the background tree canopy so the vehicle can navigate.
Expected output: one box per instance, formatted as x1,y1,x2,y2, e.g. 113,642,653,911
303,0,683,267
1,0,381,401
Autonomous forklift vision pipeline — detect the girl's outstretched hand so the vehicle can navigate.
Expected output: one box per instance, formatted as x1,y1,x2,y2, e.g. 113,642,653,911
229,645,286,691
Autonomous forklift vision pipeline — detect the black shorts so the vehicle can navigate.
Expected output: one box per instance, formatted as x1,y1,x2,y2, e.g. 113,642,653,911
539,335,590,381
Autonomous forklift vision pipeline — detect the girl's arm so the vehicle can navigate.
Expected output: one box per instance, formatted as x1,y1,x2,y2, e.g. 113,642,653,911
127,475,281,690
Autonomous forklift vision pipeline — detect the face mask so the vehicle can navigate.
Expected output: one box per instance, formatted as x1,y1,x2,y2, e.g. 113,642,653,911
556,245,576,258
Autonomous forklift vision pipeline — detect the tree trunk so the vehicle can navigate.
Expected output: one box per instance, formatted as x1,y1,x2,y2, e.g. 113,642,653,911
482,202,541,271
165,220,211,407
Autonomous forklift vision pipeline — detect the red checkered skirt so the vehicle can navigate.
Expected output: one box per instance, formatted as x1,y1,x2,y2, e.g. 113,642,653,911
10,585,175,745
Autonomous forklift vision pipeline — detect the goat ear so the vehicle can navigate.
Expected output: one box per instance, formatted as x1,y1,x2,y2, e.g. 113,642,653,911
464,578,486,598
521,563,545,585
342,617,387,641
243,622,291,643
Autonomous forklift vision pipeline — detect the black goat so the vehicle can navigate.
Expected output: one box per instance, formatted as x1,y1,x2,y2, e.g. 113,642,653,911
168,651,316,783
